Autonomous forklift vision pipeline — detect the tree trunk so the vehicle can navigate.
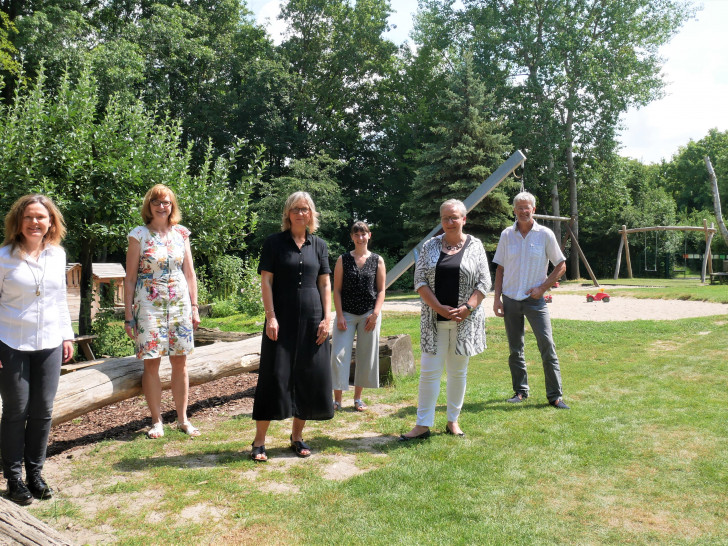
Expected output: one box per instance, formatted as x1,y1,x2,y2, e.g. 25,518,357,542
565,108,580,279
705,156,728,246
0,496,74,545
0,335,414,427
550,153,561,243
78,241,94,335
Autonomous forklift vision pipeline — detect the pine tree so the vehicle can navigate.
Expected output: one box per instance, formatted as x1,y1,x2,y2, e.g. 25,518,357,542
403,54,515,250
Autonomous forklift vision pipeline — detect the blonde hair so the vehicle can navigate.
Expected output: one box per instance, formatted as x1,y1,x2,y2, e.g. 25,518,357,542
141,184,181,226
281,191,320,233
2,194,67,251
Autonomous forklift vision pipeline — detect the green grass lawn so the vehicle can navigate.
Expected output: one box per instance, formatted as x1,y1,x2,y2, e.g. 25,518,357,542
44,308,728,545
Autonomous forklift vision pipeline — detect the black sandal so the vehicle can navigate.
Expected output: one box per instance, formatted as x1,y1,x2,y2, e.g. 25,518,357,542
290,435,312,458
250,442,267,462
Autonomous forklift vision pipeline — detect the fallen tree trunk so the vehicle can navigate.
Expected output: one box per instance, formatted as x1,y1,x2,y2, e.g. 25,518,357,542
0,496,74,545
0,334,414,427
194,326,258,346
49,337,262,426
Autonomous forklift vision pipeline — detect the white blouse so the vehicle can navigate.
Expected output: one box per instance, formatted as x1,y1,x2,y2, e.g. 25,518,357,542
0,244,74,351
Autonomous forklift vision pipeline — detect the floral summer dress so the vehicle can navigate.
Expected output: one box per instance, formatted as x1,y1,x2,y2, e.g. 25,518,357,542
129,225,194,359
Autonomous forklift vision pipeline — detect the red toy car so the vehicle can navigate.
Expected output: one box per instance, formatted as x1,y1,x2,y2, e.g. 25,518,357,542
586,290,610,303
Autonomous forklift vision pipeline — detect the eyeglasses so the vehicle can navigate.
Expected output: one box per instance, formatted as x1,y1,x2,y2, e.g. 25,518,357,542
151,199,172,207
441,216,463,223
291,207,310,215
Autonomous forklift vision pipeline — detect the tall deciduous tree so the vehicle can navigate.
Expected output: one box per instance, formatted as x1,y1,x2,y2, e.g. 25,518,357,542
415,0,695,277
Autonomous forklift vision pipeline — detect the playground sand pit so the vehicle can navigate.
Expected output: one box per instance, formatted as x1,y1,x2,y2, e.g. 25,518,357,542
383,295,728,321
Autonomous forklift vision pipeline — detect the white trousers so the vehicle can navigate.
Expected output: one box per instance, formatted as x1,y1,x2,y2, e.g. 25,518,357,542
330,311,381,391
416,321,470,427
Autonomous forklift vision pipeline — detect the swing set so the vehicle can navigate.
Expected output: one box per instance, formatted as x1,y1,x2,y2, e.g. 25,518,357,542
613,220,718,283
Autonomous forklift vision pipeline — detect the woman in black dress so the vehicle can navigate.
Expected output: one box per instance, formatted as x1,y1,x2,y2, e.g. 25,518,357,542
251,192,333,461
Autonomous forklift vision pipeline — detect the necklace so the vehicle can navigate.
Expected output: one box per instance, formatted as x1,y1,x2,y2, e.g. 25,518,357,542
444,238,464,251
25,253,47,297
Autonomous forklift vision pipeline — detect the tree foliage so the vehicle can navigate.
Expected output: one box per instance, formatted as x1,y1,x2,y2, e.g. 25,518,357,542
0,64,259,332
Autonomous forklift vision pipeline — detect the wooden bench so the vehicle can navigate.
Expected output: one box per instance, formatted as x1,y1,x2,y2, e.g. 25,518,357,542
709,272,728,284
61,335,100,373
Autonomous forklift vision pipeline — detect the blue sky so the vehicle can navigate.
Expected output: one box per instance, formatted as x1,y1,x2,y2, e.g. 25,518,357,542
247,0,728,165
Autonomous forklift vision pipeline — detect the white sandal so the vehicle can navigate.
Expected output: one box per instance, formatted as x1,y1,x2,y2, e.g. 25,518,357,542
147,422,164,439
177,421,201,437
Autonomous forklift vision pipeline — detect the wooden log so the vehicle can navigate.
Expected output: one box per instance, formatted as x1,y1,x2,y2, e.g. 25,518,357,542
0,334,413,426
48,337,262,426
347,334,415,383
0,496,74,545
0,338,262,426
194,327,258,346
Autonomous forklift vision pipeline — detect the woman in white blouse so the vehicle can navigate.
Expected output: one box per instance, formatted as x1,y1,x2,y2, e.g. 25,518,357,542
0,194,75,505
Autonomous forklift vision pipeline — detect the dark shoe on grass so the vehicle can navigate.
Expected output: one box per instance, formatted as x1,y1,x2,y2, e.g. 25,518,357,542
27,474,53,499
549,399,570,410
6,479,33,505
507,393,527,403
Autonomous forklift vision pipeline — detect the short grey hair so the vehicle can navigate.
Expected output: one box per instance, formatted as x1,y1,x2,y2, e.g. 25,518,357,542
513,192,536,208
440,199,467,217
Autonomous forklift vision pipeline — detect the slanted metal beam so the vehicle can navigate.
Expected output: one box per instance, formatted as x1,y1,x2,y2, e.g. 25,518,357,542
386,150,527,288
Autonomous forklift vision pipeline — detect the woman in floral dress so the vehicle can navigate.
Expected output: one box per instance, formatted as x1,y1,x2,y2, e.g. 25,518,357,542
124,185,201,438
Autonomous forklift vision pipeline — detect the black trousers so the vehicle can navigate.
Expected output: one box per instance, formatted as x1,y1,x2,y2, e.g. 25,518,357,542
0,341,62,481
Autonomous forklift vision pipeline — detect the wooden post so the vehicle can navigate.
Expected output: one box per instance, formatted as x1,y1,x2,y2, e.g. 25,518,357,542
565,222,599,287
700,218,715,283
623,226,633,278
614,228,625,280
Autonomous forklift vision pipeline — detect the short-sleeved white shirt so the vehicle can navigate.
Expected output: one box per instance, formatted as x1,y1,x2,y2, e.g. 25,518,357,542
492,221,566,301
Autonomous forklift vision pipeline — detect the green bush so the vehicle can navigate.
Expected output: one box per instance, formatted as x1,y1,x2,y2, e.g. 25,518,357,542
90,281,135,358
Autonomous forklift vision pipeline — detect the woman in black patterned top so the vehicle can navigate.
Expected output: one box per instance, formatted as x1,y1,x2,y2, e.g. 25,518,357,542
330,221,386,411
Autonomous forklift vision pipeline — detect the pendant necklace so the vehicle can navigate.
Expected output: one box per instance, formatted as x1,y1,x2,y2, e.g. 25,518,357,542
25,253,47,297
444,239,464,251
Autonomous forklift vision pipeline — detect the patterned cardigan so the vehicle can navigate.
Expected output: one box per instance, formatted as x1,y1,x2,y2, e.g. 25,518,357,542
414,234,492,356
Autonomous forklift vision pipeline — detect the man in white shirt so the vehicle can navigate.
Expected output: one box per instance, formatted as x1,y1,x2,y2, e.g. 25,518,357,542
492,192,569,409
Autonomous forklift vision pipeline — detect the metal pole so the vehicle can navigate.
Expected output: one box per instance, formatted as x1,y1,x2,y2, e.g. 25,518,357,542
385,150,527,288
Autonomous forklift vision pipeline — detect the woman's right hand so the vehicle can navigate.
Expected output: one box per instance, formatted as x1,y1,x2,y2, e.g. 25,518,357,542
437,304,459,320
265,317,279,341
336,314,347,331
124,322,136,339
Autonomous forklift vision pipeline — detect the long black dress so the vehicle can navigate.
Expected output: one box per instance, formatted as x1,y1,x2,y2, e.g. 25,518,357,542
253,230,334,421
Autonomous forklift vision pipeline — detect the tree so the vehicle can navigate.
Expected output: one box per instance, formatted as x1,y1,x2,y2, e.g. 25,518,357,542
0,10,20,79
414,0,696,278
0,65,260,333
251,152,348,260
402,54,513,249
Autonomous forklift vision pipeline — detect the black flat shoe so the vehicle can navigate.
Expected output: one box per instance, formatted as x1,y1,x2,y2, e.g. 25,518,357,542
26,474,53,500
398,429,431,441
290,435,312,458
445,425,466,437
250,442,268,462
6,479,33,505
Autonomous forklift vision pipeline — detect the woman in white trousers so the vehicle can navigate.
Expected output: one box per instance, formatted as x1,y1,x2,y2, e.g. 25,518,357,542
400,199,491,440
